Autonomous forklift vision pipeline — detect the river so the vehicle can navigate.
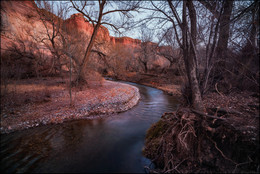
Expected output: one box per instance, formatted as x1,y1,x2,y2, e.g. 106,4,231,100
0,81,179,173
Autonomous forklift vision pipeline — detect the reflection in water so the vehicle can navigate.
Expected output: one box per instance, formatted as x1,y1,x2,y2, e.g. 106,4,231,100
0,82,179,173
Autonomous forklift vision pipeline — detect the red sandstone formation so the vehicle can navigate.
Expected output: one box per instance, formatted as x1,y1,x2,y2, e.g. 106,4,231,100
1,0,172,73
1,0,169,52
114,37,141,48
64,13,111,43
65,13,94,35
64,13,142,48
1,1,142,50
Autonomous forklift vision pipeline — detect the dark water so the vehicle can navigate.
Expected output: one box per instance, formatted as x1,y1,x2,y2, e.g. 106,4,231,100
0,82,179,173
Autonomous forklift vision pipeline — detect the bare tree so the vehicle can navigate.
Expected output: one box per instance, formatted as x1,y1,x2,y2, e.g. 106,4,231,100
181,1,204,111
137,24,155,73
3,38,49,78
198,0,234,81
106,44,134,78
24,1,71,79
156,28,177,68
32,1,77,105
140,1,204,111
70,0,140,84
137,1,252,110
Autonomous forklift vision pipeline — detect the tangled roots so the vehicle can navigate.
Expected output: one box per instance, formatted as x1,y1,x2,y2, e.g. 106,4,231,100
143,108,259,173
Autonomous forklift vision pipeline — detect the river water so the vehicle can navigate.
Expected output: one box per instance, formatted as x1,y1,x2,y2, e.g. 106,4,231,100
0,81,179,173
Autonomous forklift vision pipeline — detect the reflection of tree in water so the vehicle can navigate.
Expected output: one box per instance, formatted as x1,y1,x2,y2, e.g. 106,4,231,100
1,120,100,173
5,130,54,172
20,134,52,158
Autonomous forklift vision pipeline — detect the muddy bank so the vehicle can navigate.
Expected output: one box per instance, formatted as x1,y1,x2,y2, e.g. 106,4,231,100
0,78,140,134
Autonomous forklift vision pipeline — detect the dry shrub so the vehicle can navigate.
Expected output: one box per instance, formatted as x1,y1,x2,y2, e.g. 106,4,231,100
108,44,134,78
209,48,259,94
84,70,104,88
143,108,259,173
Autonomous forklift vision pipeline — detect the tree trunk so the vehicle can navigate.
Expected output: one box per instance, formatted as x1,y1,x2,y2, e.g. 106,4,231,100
199,0,234,83
199,0,234,62
215,0,234,64
77,23,101,83
76,1,106,84
247,0,258,50
183,1,205,111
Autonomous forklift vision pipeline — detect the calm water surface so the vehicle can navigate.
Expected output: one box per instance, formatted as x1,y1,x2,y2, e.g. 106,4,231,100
0,81,179,173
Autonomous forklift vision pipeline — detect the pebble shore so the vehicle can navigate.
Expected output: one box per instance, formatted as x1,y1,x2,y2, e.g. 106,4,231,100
0,80,140,134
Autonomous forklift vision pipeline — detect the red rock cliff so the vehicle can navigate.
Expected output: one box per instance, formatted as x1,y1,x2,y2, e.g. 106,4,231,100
114,37,141,48
64,13,111,42
64,13,142,47
1,0,171,73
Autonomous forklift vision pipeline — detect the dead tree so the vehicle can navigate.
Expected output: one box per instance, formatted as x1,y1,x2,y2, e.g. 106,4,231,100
180,1,204,111
138,24,155,73
149,1,204,111
33,1,69,76
70,0,140,84
33,1,77,105
198,0,234,80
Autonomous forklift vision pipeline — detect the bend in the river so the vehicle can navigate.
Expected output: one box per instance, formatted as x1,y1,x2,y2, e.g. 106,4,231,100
0,81,179,173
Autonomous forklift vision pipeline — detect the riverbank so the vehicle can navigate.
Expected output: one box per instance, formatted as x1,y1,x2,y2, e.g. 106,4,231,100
0,77,140,134
108,73,259,173
143,90,259,173
109,72,182,97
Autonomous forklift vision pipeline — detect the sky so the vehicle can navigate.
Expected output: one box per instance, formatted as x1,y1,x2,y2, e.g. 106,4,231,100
39,1,257,49
49,1,163,43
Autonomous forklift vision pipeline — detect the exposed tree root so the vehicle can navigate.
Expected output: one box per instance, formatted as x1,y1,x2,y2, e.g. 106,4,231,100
143,107,259,173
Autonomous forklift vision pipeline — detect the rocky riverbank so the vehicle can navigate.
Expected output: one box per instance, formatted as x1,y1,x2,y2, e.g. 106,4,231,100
0,78,140,134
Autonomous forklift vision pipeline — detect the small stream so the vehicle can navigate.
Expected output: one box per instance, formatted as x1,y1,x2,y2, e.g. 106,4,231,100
0,81,179,173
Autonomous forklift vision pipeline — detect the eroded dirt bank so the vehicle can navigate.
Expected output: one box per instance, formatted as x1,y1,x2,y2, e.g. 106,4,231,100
143,91,259,173
0,77,140,134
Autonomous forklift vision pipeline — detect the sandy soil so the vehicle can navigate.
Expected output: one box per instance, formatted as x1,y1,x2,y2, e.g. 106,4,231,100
0,77,140,134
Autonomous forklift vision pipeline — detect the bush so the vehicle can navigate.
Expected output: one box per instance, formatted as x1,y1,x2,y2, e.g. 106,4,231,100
84,70,104,88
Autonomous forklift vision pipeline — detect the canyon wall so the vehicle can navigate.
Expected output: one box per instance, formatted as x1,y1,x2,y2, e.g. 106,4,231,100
64,13,142,49
1,0,171,78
